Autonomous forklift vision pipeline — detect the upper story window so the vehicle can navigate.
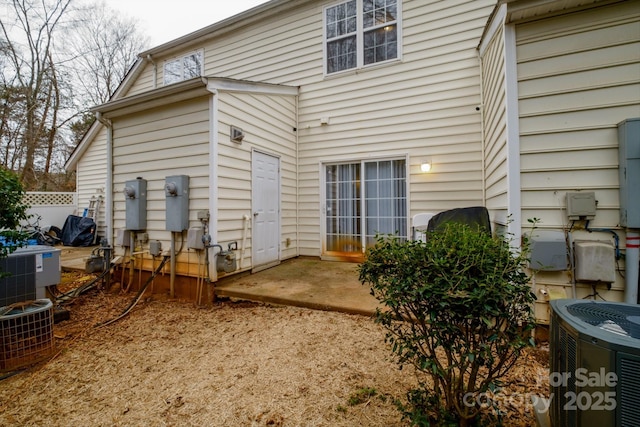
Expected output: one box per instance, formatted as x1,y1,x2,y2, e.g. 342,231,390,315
163,50,203,85
324,0,400,75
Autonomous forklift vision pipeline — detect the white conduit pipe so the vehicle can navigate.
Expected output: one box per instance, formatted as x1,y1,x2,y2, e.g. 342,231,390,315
240,214,250,270
625,230,639,304
170,232,176,299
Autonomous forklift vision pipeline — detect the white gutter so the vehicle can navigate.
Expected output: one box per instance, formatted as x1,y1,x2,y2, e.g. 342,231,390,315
504,22,522,245
476,49,486,207
295,94,300,258
95,112,113,245
207,87,219,282
92,77,210,118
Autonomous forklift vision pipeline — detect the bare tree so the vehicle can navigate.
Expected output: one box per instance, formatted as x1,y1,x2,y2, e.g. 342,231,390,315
0,73,25,170
0,0,72,190
0,0,149,190
69,1,149,109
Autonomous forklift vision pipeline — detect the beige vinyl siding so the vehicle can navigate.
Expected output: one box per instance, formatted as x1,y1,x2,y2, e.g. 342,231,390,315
111,96,211,275
126,66,156,96
216,91,298,269
480,23,508,226
202,9,321,85
134,0,493,256
515,1,640,322
296,0,492,255
296,0,493,255
76,127,108,237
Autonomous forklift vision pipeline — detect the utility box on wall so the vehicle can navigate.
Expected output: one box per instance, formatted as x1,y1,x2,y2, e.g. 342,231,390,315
528,230,568,271
124,178,147,231
165,175,189,232
574,240,616,283
618,118,640,228
566,192,596,220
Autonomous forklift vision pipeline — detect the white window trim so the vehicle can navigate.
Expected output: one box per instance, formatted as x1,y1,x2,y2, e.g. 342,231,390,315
323,0,403,77
163,49,204,86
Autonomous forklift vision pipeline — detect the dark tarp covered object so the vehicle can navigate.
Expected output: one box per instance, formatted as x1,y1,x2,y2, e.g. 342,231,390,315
426,206,492,235
60,215,96,247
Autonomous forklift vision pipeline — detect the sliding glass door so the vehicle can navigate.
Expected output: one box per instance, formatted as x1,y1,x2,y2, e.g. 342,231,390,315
325,158,407,258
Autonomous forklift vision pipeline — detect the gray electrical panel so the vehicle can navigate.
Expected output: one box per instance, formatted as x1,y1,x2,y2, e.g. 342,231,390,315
124,178,147,230
618,118,640,228
165,175,189,232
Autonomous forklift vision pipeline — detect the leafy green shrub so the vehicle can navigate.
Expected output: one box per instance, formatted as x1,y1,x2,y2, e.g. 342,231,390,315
358,223,536,426
0,167,29,261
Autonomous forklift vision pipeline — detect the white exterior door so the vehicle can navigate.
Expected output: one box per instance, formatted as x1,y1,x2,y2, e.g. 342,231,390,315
252,151,280,269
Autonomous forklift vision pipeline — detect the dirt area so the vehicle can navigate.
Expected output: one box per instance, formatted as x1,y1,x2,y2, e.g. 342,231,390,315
0,272,550,426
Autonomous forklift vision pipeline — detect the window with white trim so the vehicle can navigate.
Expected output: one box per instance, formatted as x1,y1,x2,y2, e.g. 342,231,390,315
324,0,400,75
163,50,203,85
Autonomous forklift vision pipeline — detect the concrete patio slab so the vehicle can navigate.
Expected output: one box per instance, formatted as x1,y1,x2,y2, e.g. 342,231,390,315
215,257,379,316
59,248,379,317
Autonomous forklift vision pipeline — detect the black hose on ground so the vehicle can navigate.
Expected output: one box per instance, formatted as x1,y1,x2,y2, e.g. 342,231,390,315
55,263,118,305
0,369,25,382
96,255,171,328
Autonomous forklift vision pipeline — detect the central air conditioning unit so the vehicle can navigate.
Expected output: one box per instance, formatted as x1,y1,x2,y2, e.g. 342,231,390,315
0,245,61,308
1,299,55,372
549,299,640,427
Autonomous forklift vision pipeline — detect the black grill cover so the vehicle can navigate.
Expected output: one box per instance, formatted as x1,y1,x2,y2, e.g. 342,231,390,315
60,215,96,247
426,206,491,235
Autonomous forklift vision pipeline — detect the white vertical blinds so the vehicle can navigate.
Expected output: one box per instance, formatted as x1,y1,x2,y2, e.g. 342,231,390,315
325,159,406,254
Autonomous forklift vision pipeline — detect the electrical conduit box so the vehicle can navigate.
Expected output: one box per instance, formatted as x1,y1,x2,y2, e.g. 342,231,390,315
528,230,568,271
574,240,616,283
566,191,596,220
116,229,131,247
187,227,204,250
618,118,640,228
165,175,189,232
124,178,147,231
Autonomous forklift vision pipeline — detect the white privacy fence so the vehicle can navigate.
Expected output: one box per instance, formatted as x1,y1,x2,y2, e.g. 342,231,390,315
23,192,78,230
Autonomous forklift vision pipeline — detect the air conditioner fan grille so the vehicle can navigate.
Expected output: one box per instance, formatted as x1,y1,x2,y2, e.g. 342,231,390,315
567,302,640,339
620,357,640,426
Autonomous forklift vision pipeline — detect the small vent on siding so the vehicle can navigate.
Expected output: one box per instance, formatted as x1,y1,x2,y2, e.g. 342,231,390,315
230,126,245,143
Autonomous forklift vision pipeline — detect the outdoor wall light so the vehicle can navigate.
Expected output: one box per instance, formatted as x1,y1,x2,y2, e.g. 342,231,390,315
420,161,432,173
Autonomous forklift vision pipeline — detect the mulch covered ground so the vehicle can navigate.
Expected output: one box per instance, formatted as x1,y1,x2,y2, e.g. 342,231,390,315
0,272,550,426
